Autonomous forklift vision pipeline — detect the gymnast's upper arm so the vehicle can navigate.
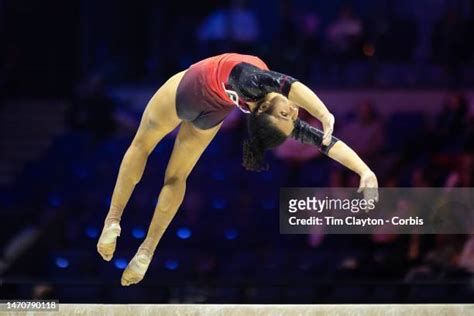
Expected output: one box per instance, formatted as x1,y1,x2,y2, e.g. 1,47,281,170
253,68,298,98
288,81,331,120
288,82,320,108
229,63,298,100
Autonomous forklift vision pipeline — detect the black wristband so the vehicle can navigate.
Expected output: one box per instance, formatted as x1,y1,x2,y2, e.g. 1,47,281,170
291,119,339,154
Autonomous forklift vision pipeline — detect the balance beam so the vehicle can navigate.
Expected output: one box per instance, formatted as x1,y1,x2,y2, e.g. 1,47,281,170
3,304,473,316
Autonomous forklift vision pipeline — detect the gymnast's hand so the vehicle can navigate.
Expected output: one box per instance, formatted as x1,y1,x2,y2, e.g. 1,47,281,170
357,169,379,203
321,112,335,146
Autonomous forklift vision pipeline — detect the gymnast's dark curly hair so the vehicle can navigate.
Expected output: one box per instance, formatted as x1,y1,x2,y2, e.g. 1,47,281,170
243,100,337,171
242,101,292,172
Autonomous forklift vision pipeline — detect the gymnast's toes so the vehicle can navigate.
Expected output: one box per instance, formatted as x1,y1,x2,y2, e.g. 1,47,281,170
97,242,116,261
120,253,152,286
121,268,144,286
97,222,121,261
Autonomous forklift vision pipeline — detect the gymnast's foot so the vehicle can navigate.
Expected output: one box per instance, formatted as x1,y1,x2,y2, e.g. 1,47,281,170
121,249,152,286
97,221,121,261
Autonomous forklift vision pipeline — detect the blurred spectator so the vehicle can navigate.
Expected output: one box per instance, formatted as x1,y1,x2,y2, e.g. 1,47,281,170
410,167,431,187
444,154,473,187
268,0,299,76
405,235,466,281
296,11,321,55
383,176,399,187
324,5,364,60
306,168,348,248
459,235,474,273
369,234,410,278
196,0,260,55
466,104,474,152
432,93,469,152
431,9,469,84
339,99,384,161
424,235,466,271
281,6,322,79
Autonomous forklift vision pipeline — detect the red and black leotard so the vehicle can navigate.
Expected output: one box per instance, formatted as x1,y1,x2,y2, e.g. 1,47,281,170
176,53,298,129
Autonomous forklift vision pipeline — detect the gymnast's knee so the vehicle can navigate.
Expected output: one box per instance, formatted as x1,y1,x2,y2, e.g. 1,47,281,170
163,174,187,187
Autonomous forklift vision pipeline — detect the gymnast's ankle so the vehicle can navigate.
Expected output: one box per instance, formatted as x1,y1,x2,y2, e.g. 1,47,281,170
137,246,154,259
104,218,121,227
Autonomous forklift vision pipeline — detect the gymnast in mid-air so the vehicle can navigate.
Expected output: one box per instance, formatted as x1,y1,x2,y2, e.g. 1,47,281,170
96,53,379,286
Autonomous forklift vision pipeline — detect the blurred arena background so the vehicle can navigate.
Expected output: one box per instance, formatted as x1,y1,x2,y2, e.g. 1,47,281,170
0,0,473,304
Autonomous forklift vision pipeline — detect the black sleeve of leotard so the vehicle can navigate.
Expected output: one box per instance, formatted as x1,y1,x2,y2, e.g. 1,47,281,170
227,62,298,102
291,119,339,155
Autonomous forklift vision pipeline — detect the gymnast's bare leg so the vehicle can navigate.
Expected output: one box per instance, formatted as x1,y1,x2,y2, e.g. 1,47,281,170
96,71,185,262
96,69,222,285
121,121,221,286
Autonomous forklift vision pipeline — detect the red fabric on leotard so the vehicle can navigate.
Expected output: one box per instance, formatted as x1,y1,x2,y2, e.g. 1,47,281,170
176,52,297,129
189,53,269,106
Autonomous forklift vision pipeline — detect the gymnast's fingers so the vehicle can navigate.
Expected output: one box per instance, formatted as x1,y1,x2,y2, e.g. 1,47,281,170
322,114,335,146
322,129,332,146
364,176,379,203
357,179,365,194
374,188,379,203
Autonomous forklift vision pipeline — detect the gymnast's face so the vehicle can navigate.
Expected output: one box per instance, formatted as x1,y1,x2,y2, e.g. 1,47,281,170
257,93,299,136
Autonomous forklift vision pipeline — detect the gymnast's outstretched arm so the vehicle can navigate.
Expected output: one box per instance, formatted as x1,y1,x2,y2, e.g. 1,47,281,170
288,82,335,146
327,141,379,199
292,120,378,201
